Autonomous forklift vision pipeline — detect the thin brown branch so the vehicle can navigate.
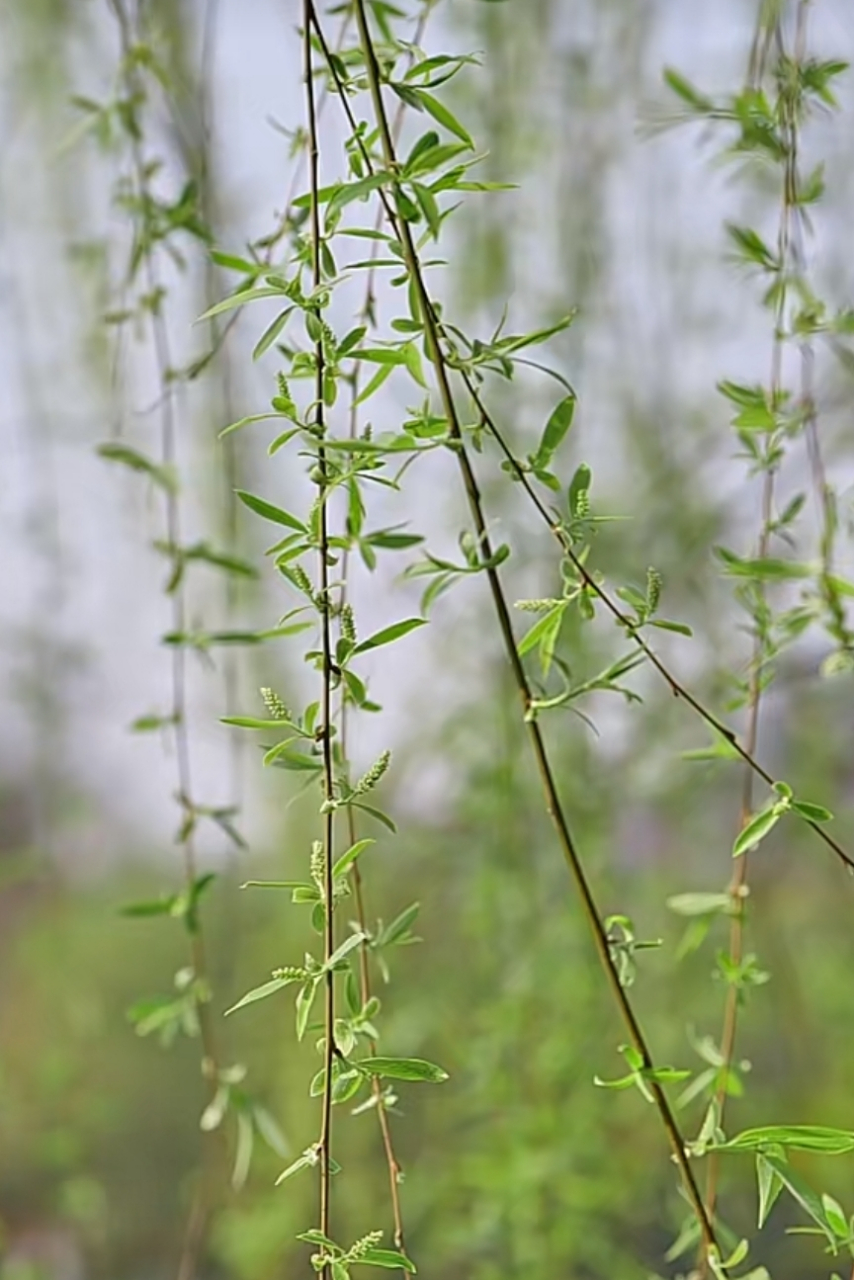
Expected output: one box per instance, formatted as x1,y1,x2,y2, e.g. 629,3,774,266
456,375,854,876
303,9,337,1273
334,9,432,1257
703,1,806,1247
323,0,719,1258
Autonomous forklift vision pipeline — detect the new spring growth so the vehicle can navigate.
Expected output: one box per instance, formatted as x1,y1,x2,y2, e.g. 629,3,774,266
345,1232,384,1263
309,1231,386,1274
341,603,357,645
516,599,560,613
646,568,662,616
310,840,324,891
353,750,391,798
323,749,393,815
289,563,314,599
275,372,298,420
261,687,290,720
272,964,309,982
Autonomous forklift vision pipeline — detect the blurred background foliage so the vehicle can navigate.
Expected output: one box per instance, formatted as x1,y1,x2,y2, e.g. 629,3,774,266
1,1,854,1278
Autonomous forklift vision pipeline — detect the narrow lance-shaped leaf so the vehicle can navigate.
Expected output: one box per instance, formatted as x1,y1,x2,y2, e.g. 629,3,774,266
236,489,308,532
756,1153,784,1229
532,394,575,469
717,1125,854,1154
358,1056,449,1083
352,618,426,654
409,88,475,148
97,442,176,493
732,804,785,858
323,932,368,972
225,973,301,1016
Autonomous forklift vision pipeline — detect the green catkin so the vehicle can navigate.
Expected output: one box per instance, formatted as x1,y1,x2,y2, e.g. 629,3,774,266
290,563,314,597
346,1231,383,1262
341,602,357,644
515,598,559,613
646,568,662,615
310,839,325,891
261,687,290,720
353,749,391,797
272,965,308,982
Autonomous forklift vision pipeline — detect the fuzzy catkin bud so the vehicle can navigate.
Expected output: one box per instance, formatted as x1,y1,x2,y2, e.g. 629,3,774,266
515,598,558,613
341,602,357,644
290,564,313,597
353,749,391,797
261,687,289,720
346,1232,383,1262
310,839,325,888
575,490,590,519
308,495,322,530
646,567,662,615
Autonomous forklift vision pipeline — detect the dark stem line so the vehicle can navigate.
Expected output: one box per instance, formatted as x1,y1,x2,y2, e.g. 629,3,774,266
455,373,854,876
336,5,431,1259
303,10,336,1274
328,0,719,1257
319,1,853,880
347,811,407,1252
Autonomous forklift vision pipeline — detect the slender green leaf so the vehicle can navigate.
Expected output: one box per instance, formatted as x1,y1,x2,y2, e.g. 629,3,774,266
411,89,474,148
533,394,575,467
225,975,298,1016
358,1056,448,1083
732,805,783,857
359,1249,417,1273
719,1125,854,1154
236,490,308,532
352,618,426,654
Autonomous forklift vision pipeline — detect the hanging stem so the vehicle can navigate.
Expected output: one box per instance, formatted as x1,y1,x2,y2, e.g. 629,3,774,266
298,1,854,882
199,0,245,816
313,0,719,1257
336,4,432,1256
454,375,854,875
303,8,337,1269
107,7,223,1279
703,0,812,1237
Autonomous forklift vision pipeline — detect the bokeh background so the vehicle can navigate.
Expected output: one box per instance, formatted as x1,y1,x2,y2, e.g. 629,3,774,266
2,1,854,1277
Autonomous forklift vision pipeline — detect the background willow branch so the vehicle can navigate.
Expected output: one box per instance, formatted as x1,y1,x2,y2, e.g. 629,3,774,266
703,5,807,1236
103,7,224,1280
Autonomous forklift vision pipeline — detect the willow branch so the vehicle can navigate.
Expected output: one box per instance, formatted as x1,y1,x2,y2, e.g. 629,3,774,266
335,8,432,1259
303,9,337,1271
314,0,719,1256
107,7,223,1280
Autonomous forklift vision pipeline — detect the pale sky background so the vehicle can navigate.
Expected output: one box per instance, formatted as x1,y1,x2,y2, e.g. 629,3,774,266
1,0,853,869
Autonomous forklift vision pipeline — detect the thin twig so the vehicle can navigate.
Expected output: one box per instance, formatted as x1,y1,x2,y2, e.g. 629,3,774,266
320,0,719,1257
303,9,337,1273
107,8,222,1280
704,0,829,1242
336,3,431,1257
198,0,245,816
454,372,854,875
